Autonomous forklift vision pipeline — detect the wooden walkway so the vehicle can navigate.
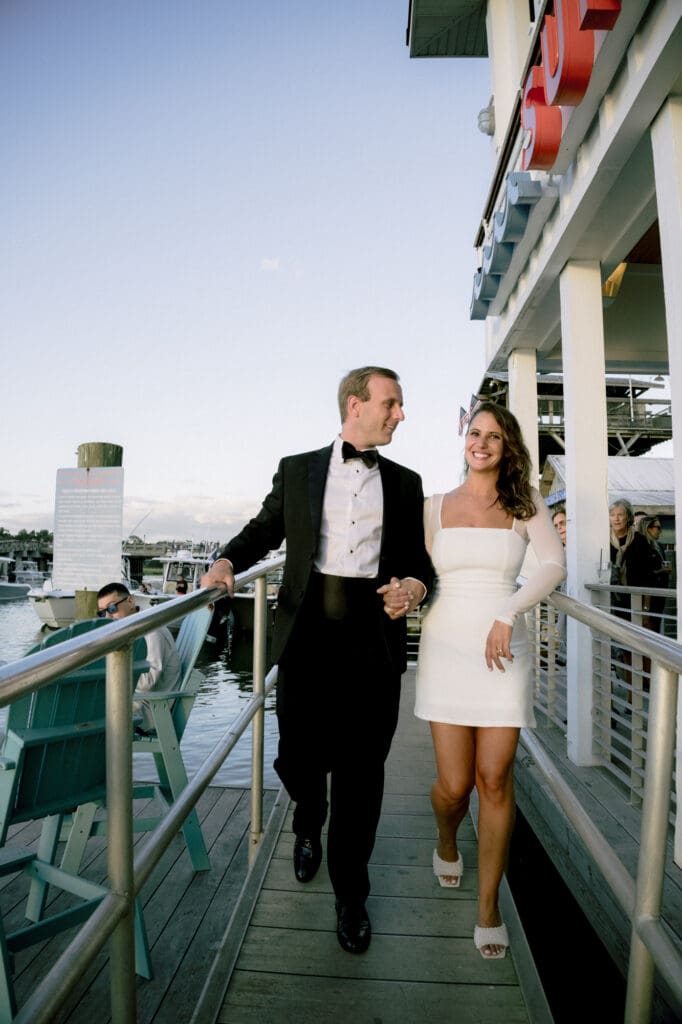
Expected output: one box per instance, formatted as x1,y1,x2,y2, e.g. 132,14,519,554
2,668,551,1022
198,668,551,1024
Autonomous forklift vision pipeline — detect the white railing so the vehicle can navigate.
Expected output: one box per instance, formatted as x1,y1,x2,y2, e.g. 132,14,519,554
0,555,284,1024
530,585,678,821
528,586,681,1023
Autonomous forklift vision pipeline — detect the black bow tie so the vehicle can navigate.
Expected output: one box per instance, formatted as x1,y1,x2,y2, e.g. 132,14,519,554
342,440,378,469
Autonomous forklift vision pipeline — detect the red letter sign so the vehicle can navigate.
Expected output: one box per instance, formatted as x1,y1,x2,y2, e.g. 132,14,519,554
520,0,620,171
579,0,621,31
541,0,595,106
521,66,563,171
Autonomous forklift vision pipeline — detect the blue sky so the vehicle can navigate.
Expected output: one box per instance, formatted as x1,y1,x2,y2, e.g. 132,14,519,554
2,0,493,543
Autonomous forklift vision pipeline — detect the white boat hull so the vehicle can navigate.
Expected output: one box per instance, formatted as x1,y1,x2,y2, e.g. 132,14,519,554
132,589,173,612
28,584,176,629
28,591,77,629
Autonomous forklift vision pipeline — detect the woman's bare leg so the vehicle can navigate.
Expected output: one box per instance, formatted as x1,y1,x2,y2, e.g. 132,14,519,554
429,722,475,879
474,726,520,955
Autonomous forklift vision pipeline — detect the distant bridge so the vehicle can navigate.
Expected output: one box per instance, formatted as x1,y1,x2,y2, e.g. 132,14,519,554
0,539,172,574
122,542,170,559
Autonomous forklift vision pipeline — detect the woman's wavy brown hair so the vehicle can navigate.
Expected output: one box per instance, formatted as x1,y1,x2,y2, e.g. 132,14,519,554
467,402,536,520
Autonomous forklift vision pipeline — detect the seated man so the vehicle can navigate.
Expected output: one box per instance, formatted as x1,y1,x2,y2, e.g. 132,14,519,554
96,582,182,734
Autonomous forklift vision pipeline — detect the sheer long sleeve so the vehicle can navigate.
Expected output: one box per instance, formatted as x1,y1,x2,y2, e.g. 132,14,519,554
495,489,566,626
423,494,443,557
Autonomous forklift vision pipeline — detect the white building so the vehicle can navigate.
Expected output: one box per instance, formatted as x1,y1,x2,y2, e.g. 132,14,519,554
408,3,681,1018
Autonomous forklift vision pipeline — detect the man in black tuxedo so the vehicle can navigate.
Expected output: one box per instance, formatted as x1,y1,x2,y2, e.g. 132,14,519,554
202,366,432,953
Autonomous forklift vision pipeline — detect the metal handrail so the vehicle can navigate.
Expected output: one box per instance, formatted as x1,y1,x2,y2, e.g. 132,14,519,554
549,588,682,674
0,555,284,1024
1,562,679,1022
524,588,682,1023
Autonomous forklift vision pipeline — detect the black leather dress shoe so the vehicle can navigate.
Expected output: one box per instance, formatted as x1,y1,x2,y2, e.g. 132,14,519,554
335,902,371,954
293,836,322,883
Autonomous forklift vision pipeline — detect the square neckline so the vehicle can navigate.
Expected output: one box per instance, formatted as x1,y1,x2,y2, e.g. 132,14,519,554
435,493,517,533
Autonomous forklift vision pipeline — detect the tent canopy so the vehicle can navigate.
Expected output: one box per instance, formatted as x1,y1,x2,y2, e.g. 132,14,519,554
543,456,675,515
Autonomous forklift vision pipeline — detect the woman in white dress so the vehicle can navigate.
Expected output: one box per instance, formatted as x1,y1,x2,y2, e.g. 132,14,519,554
415,403,565,959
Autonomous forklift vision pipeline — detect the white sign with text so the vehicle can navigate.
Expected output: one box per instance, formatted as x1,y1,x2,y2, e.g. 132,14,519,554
53,467,124,590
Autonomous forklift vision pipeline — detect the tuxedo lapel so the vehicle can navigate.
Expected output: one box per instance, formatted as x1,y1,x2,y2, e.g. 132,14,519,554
307,445,333,540
377,456,398,547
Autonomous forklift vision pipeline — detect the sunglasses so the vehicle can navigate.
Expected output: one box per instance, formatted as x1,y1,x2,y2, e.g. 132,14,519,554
650,524,662,530
97,595,129,617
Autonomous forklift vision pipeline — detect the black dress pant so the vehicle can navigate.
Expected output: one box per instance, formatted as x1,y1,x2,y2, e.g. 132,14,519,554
274,574,401,907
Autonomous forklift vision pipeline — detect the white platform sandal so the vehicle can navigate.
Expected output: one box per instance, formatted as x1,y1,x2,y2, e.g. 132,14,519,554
432,849,464,888
474,923,509,959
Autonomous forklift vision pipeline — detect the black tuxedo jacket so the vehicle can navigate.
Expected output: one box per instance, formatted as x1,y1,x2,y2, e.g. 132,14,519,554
220,443,433,673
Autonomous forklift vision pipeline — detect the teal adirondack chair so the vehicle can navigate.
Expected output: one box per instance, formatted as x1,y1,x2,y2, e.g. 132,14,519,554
62,607,213,873
0,619,152,1020
131,606,212,870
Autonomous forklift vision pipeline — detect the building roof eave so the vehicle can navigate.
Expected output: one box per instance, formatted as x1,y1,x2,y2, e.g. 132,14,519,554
407,0,488,58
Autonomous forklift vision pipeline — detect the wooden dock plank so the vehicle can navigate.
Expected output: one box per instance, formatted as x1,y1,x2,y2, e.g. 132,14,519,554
235,927,519,984
251,889,478,936
1,667,553,1023
55,786,251,1023
141,790,277,1024
204,668,550,1024
55,787,274,1024
0,784,260,1024
219,972,529,1024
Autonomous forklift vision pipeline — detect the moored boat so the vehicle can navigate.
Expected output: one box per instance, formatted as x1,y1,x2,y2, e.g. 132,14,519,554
28,558,134,630
27,582,76,628
0,558,30,602
138,549,232,648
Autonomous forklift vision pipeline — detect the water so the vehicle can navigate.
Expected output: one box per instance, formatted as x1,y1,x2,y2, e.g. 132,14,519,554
508,812,626,1023
0,598,280,789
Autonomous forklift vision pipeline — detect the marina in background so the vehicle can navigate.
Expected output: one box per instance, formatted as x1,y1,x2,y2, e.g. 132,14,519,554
0,598,279,790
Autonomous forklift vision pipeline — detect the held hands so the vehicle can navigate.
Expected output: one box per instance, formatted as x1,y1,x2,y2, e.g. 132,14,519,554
200,559,235,598
485,621,513,672
378,576,424,619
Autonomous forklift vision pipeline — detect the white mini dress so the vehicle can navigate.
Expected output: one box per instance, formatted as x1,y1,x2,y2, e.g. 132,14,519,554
414,489,566,728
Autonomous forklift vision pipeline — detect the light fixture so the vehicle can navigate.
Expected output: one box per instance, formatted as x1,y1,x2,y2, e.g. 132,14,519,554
477,98,495,137
602,262,627,301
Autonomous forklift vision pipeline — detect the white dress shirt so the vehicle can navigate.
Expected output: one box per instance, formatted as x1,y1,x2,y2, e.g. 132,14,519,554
315,436,383,578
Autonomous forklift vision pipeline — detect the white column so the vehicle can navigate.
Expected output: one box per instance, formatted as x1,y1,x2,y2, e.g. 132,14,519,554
560,261,611,766
508,348,539,483
485,0,532,156
651,97,682,867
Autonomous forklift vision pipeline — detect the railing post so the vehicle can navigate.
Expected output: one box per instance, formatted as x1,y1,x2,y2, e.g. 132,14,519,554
106,646,137,1023
591,587,612,765
630,594,646,807
624,663,678,1024
249,575,267,864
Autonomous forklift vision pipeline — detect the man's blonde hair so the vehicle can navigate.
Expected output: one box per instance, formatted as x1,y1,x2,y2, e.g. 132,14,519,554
337,366,399,422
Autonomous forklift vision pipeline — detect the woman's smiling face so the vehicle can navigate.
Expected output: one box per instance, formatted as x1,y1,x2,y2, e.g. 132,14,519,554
465,411,505,474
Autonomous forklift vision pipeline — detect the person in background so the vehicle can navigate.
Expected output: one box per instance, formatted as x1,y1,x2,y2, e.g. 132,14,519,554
633,510,647,528
410,403,565,960
609,499,650,615
551,506,567,664
201,366,432,955
96,582,181,734
637,515,672,634
609,499,650,688
176,573,189,595
551,506,567,546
